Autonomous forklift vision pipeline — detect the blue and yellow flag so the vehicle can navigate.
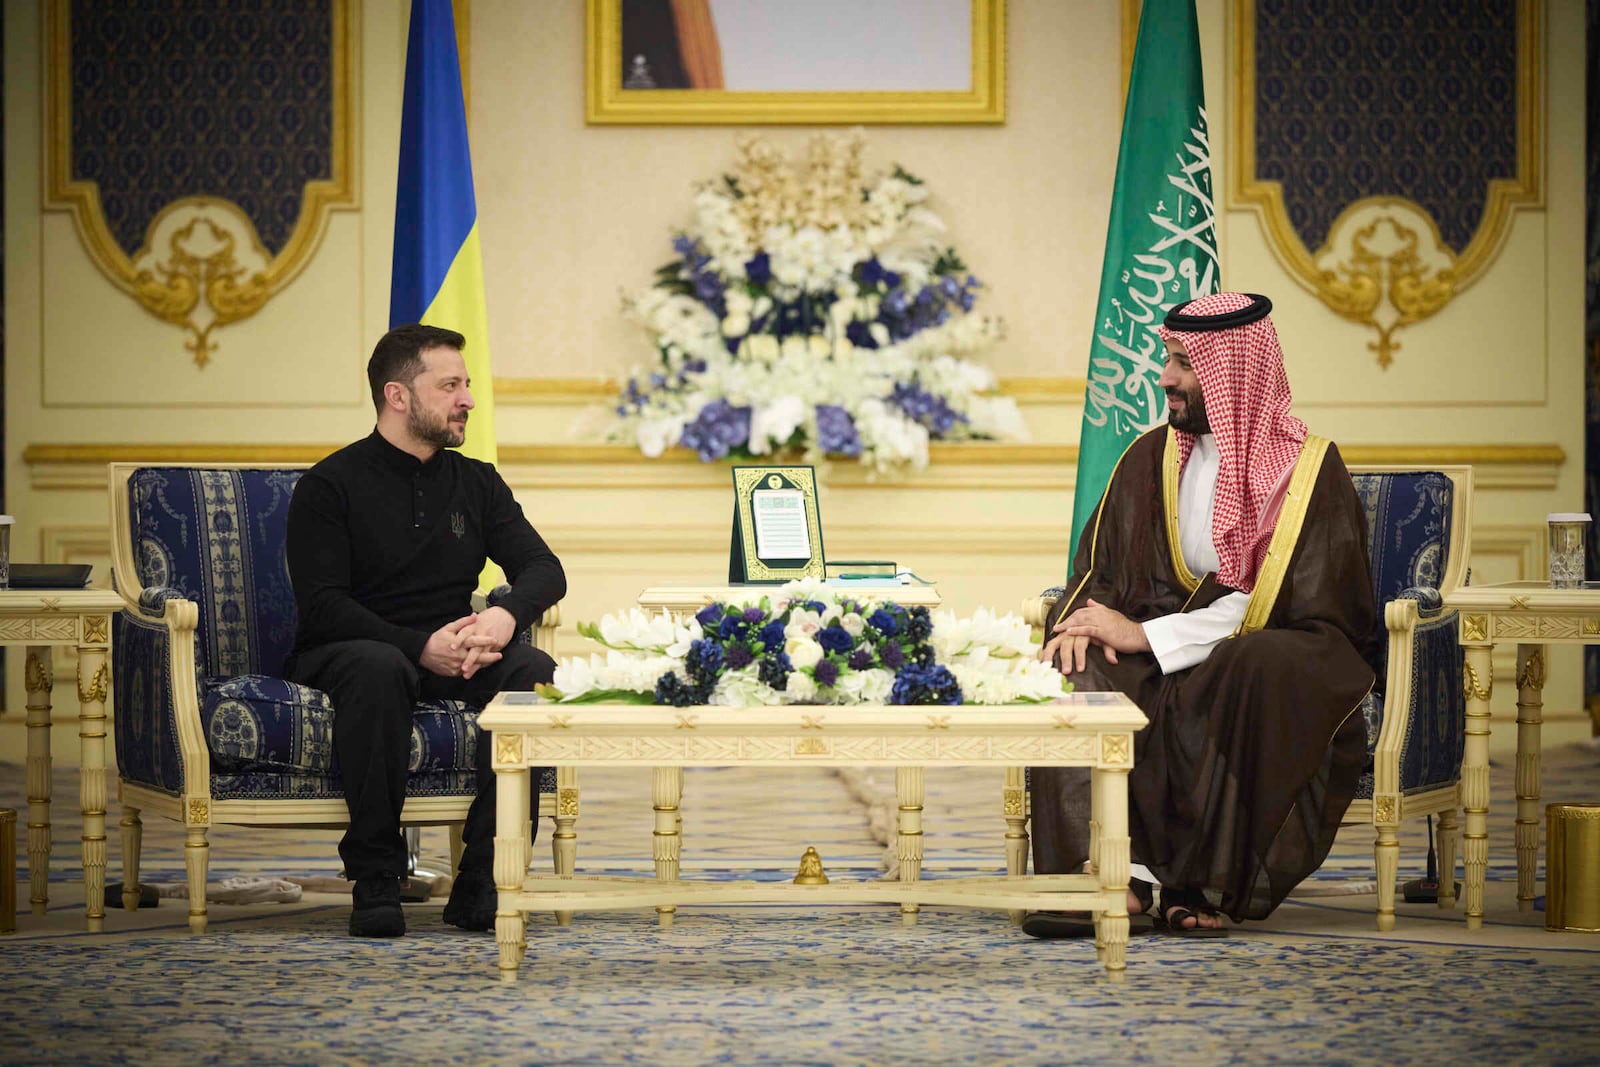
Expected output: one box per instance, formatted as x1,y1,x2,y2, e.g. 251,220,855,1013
390,0,497,466
1070,0,1217,561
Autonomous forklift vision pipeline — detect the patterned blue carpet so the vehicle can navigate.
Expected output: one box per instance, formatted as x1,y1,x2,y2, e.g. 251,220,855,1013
4,744,1600,1065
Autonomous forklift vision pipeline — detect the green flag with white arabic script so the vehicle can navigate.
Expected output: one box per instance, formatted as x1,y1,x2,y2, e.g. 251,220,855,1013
1070,0,1218,563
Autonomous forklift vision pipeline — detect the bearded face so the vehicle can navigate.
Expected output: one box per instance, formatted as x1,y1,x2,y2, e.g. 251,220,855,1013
406,383,468,448
1166,377,1210,434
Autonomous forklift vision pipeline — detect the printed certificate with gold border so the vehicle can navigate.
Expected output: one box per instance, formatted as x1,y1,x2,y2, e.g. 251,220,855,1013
729,466,826,583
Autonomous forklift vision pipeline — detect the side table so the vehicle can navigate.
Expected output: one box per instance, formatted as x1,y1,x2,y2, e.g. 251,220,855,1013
1445,580,1600,928
4,589,127,930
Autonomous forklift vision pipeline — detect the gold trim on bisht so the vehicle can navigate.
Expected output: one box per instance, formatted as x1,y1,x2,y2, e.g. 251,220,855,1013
1161,430,1204,595
1238,434,1331,634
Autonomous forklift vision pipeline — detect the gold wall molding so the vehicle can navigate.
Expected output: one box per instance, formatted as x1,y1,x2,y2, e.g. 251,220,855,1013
1229,0,1542,367
493,377,1092,407
44,0,358,366
23,441,1564,492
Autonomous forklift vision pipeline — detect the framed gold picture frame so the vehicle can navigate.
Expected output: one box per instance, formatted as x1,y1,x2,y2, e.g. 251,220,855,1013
586,0,1006,125
729,466,826,584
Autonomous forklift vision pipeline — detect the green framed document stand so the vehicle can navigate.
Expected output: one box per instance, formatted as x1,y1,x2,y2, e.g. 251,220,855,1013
729,465,826,583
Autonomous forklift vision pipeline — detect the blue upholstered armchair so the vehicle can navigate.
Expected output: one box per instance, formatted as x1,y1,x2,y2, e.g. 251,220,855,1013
1018,465,1473,931
1345,465,1471,930
107,463,568,932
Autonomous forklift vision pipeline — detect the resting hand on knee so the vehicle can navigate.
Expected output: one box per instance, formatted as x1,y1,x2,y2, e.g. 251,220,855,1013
453,606,518,679
421,614,480,677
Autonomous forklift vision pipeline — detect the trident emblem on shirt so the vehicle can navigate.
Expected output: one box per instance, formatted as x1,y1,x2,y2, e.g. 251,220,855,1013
450,512,466,539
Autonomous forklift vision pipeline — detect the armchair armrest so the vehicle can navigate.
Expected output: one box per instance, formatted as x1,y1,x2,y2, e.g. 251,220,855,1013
1373,589,1463,798
1390,585,1444,619
1023,587,1066,636
113,593,209,797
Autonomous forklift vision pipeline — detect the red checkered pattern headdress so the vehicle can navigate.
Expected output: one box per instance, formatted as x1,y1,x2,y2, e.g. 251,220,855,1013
1157,292,1307,593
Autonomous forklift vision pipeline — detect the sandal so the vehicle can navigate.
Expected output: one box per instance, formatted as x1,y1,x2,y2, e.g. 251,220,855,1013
1021,878,1154,940
1155,886,1229,938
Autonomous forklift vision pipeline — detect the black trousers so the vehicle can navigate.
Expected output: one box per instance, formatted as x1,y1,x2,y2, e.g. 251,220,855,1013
286,639,556,881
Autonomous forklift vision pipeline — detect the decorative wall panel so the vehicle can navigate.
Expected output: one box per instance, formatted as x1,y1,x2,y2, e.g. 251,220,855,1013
45,0,356,365
1231,0,1540,367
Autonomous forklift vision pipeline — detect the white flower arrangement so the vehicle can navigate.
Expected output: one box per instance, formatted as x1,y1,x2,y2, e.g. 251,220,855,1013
542,581,1069,707
606,131,1028,473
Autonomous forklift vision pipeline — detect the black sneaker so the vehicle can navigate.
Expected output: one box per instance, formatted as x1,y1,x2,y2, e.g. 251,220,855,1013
349,876,406,937
442,869,497,932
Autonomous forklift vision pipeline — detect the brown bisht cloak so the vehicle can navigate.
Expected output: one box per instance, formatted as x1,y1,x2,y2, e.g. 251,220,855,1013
1031,425,1377,921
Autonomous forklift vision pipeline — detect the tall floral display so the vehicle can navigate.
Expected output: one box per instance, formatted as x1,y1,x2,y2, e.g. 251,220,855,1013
609,132,1026,472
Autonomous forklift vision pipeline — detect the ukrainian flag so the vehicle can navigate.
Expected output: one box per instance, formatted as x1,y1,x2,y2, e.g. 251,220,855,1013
390,0,496,466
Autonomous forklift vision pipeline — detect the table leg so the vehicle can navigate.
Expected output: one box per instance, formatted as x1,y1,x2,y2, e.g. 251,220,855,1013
1089,764,1105,957
495,765,531,975
897,766,924,923
1461,644,1493,930
653,766,682,927
1003,766,1028,925
1093,764,1130,977
1514,643,1544,911
77,646,111,932
24,648,52,916
552,766,579,927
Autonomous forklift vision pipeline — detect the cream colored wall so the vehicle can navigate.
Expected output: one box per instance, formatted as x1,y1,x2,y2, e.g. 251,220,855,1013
1,0,1586,731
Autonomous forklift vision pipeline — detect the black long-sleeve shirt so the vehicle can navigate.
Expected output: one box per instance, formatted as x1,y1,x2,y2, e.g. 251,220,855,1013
286,430,566,663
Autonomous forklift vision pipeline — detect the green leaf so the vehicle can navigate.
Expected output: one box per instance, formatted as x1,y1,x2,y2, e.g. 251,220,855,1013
557,688,658,705
892,164,925,186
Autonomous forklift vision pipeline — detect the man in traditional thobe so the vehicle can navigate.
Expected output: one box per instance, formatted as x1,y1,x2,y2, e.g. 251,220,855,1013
1024,292,1376,938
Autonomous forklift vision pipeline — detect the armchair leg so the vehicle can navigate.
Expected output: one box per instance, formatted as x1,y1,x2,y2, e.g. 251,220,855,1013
120,806,143,911
1436,808,1459,909
1374,822,1399,932
184,825,210,934
1003,767,1028,925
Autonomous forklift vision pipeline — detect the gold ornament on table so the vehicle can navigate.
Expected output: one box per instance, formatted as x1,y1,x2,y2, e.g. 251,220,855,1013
793,846,830,885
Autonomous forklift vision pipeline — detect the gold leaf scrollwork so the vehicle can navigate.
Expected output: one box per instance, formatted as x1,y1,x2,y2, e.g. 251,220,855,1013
558,789,579,816
1102,734,1131,766
795,737,829,756
1374,795,1398,824
1463,662,1493,703
133,214,272,367
1315,210,1456,368
1003,788,1025,817
187,798,209,825
1462,614,1488,642
82,615,109,644
77,664,109,706
1516,648,1546,693
925,716,951,731
24,653,54,694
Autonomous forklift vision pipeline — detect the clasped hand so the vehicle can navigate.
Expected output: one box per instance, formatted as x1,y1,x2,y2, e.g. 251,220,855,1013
420,605,517,679
1038,597,1150,675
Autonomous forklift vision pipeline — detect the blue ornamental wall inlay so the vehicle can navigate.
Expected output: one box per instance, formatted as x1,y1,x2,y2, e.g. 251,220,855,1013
1254,0,1519,254
69,0,334,257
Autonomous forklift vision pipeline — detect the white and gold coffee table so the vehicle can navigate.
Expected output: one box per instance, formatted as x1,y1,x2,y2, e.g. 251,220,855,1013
478,692,1145,978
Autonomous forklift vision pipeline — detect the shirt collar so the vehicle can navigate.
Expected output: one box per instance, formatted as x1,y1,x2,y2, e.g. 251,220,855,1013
362,428,446,475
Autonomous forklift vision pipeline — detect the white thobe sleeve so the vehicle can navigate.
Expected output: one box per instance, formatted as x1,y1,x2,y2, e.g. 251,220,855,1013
1141,592,1250,675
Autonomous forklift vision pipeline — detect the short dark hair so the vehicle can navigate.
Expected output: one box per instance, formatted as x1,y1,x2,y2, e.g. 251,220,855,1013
367,323,466,411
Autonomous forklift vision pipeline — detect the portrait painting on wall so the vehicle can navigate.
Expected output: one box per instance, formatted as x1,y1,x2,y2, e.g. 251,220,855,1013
587,0,1005,124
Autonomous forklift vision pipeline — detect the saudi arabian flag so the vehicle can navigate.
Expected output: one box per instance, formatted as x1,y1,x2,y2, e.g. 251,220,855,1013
1070,0,1218,561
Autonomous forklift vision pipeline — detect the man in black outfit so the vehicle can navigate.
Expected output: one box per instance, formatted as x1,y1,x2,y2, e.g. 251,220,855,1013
284,323,566,937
